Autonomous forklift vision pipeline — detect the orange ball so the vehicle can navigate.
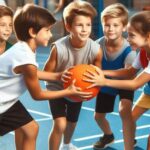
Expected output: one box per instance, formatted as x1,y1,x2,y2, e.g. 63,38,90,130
63,64,100,102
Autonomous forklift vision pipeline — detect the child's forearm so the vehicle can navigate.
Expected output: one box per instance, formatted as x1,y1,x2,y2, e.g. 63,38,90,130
37,70,61,81
105,78,137,90
33,89,72,100
104,67,136,79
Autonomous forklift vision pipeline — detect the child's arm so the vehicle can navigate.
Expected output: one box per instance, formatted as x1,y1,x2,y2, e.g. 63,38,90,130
104,71,150,90
16,64,92,100
93,48,103,68
103,66,138,79
37,70,61,81
44,46,57,73
37,46,62,81
84,66,150,91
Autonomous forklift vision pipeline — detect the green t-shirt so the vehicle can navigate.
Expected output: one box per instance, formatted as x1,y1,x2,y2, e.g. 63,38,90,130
5,42,13,51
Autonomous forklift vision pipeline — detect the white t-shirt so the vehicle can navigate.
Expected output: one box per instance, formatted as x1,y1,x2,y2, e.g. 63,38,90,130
145,62,150,74
143,62,150,95
0,41,37,114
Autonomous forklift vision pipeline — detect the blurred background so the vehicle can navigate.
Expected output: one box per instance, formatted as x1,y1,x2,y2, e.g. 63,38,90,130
0,0,150,43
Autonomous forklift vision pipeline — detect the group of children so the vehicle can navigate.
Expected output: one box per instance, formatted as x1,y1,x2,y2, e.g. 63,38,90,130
0,1,150,150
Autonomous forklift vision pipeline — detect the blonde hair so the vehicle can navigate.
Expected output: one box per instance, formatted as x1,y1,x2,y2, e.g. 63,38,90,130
101,3,128,26
63,1,97,26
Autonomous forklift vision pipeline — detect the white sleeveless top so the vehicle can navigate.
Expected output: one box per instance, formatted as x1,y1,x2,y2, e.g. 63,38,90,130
46,36,100,91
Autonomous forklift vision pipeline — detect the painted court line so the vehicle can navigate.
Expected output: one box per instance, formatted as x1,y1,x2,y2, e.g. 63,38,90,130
82,106,150,117
120,124,150,132
82,106,119,116
8,117,51,136
74,134,103,141
28,109,52,118
36,118,51,122
78,134,149,150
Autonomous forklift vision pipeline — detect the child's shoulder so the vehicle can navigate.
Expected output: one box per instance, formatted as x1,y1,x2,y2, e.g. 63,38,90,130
96,36,105,43
55,36,68,45
89,38,101,47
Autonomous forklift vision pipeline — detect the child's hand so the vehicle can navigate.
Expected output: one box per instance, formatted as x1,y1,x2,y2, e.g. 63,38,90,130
67,79,93,101
83,65,106,88
61,67,73,83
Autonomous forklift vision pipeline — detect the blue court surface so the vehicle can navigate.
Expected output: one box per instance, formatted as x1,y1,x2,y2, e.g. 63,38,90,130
0,47,150,150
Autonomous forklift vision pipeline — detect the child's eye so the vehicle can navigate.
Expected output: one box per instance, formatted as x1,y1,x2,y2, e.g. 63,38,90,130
76,24,82,26
0,24,5,27
113,24,119,27
104,24,109,27
87,23,91,27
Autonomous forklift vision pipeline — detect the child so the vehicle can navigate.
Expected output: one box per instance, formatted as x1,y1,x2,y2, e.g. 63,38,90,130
0,5,13,55
44,1,102,150
84,11,150,150
92,3,136,150
0,4,92,150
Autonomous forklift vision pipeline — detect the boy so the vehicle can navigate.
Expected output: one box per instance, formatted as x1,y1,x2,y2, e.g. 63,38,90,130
0,5,13,55
93,3,136,150
44,1,102,150
0,4,92,150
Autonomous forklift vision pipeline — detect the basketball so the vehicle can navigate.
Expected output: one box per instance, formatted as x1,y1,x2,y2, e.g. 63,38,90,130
63,64,100,102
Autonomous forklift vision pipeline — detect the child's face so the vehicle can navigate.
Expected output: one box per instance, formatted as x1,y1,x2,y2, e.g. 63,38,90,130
0,16,13,41
67,15,92,43
127,23,147,50
35,26,52,47
102,17,125,41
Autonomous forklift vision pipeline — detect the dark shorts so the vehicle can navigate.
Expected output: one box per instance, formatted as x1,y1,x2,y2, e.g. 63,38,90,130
96,90,134,113
0,101,33,136
49,98,82,122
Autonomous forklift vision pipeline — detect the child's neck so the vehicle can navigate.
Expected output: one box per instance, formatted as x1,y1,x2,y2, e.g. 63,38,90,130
69,37,86,48
0,40,6,55
105,37,124,52
27,39,37,53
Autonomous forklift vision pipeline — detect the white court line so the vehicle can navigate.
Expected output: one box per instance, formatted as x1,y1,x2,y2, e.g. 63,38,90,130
78,134,149,150
28,109,52,118
82,106,119,116
75,124,150,142
8,117,51,136
120,124,150,132
82,106,150,116
35,118,51,122
74,134,103,141
9,132,14,135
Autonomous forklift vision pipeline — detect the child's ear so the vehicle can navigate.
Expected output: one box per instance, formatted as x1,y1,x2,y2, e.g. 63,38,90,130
65,23,71,32
147,32,150,39
29,27,36,38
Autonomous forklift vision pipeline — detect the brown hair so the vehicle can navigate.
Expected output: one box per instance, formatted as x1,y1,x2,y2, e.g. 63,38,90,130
0,5,13,18
129,11,150,36
63,1,97,26
101,3,128,26
13,4,56,41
